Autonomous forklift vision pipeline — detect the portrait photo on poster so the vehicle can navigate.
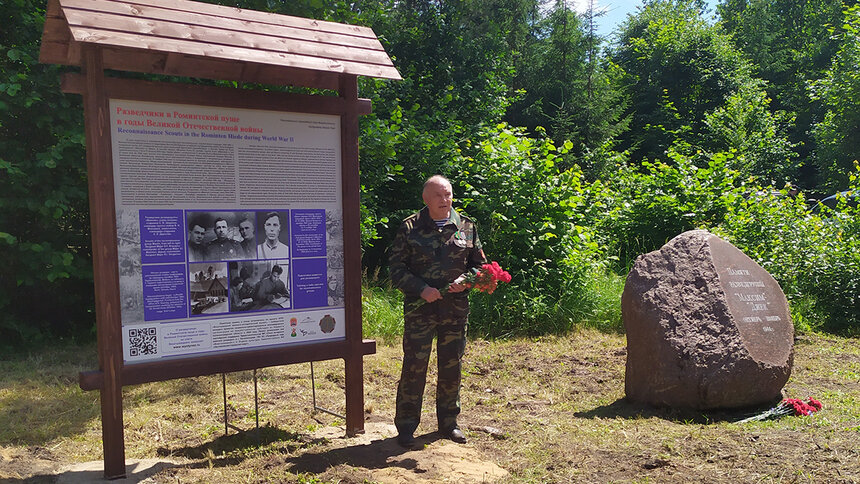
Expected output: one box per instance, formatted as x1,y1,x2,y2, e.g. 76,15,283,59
185,211,256,262
257,210,290,260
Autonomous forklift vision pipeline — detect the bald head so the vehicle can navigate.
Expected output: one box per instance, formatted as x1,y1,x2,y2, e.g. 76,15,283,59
422,175,453,220
423,175,451,192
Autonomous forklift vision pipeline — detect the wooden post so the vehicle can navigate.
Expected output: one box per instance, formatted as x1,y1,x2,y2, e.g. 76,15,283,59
82,45,126,479
339,74,365,436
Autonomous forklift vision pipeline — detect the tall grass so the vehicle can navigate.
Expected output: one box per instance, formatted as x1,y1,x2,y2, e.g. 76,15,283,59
361,283,403,343
362,266,626,342
572,270,626,333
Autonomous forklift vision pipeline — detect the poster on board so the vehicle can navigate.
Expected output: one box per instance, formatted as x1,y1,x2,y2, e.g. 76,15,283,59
110,99,346,364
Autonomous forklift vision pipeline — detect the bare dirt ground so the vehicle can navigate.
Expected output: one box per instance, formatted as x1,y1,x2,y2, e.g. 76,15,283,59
1,330,858,483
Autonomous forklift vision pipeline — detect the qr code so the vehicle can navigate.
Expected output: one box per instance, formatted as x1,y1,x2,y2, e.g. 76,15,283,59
128,327,157,357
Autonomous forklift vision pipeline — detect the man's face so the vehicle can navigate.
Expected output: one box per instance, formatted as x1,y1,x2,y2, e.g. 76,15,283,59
238,220,254,241
214,220,228,240
190,225,205,244
270,271,280,282
264,216,281,242
422,180,453,220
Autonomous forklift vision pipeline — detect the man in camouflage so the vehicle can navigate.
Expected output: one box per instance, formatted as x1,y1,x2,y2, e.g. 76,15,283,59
390,175,486,447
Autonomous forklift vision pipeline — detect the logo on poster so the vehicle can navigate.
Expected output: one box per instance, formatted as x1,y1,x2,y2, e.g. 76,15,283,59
319,314,336,334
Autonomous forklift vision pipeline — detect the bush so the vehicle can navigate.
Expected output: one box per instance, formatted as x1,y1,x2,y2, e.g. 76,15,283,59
798,212,860,335
0,1,94,349
455,124,607,337
595,150,740,269
713,167,860,335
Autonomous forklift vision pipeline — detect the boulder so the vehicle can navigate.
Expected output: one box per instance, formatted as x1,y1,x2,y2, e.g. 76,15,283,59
622,230,793,409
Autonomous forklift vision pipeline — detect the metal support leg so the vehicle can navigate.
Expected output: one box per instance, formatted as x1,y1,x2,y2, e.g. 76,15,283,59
253,369,259,431
222,371,261,441
310,362,345,419
222,373,228,435
253,368,260,445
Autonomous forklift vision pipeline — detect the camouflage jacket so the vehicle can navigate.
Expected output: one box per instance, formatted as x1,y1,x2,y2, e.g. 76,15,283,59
390,207,485,324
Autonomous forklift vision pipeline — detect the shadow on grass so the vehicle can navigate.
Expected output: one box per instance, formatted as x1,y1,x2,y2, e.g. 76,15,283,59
0,428,446,483
283,431,442,474
575,398,777,424
18,459,181,484
156,425,435,474
0,391,102,447
158,424,301,464
0,346,101,447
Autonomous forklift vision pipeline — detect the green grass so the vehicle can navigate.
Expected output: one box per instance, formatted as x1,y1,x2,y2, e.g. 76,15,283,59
369,267,627,340
1,330,858,482
361,283,403,343
571,269,626,333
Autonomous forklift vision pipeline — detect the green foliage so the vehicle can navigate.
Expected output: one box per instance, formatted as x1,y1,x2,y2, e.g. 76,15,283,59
796,212,860,335
361,279,404,343
0,0,93,348
714,167,860,335
595,150,741,267
506,2,629,169
454,124,607,337
718,0,847,185
613,0,750,162
703,79,800,183
354,0,525,270
809,5,860,191
572,269,626,333
611,0,800,185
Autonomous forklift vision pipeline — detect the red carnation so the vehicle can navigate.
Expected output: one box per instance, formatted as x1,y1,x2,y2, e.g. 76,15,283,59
736,397,823,423
404,261,512,315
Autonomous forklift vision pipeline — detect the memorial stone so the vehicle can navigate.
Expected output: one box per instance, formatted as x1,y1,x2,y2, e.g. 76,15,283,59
622,230,794,409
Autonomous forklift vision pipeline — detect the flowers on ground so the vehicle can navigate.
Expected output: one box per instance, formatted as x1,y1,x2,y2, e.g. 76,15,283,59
736,397,823,423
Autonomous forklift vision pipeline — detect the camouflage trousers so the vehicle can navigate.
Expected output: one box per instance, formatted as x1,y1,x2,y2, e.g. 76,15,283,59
394,320,466,434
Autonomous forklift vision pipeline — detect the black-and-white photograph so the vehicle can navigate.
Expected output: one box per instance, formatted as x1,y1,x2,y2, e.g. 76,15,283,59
117,208,144,323
326,208,345,306
188,262,228,315
186,211,256,262
228,259,290,312
256,210,290,260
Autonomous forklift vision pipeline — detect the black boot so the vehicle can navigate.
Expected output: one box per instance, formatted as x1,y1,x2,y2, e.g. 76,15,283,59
397,431,416,447
442,426,466,443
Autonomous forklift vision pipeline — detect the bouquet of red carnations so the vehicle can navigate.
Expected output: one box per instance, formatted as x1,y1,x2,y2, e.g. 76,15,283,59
404,261,511,316
461,261,512,294
735,397,823,423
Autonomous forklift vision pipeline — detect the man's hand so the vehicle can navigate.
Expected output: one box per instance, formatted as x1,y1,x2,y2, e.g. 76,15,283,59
447,274,467,293
420,286,442,302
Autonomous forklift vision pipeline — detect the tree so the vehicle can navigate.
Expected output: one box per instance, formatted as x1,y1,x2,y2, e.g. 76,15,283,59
718,0,852,189
613,0,746,160
506,0,628,173
703,78,799,183
810,4,860,190
613,0,798,183
353,0,534,270
0,0,93,347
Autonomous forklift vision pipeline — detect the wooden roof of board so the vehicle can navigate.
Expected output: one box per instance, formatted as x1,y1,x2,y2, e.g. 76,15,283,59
40,0,401,89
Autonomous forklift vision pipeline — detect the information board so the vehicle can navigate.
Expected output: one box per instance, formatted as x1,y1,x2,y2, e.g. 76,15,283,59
111,99,346,363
